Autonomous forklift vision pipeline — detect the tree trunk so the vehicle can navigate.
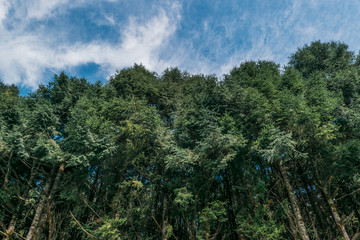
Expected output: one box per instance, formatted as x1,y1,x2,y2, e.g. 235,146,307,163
285,210,300,240
298,189,320,240
162,196,168,240
26,163,65,240
323,187,351,240
5,214,16,240
294,176,320,240
275,169,300,240
224,169,240,240
279,160,310,240
340,185,360,221
301,174,331,237
3,152,13,188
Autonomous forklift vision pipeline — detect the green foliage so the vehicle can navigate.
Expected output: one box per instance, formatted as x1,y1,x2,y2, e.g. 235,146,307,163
1,41,360,240
93,218,126,240
257,129,307,163
109,64,160,103
289,40,354,77
174,187,194,209
227,60,280,99
237,205,285,240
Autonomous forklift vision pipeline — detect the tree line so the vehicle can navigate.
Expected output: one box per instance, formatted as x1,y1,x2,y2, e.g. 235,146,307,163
0,41,359,239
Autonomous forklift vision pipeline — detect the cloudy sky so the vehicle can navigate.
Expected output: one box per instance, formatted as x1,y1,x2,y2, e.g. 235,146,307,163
1,0,360,91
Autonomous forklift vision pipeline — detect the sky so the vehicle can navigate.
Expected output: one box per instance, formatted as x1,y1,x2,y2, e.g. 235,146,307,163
1,0,360,92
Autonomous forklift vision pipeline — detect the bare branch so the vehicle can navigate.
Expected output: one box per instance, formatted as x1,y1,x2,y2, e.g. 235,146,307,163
69,211,98,239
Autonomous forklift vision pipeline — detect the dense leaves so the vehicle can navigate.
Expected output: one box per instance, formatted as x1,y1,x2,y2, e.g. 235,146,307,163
1,41,360,239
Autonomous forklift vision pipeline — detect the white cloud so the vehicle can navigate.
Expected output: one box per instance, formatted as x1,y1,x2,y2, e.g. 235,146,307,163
56,3,181,76
0,1,10,26
25,0,70,19
104,14,115,25
0,0,182,88
219,0,360,75
2,0,360,89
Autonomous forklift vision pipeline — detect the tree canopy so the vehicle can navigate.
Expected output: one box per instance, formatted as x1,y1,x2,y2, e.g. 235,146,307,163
1,41,359,240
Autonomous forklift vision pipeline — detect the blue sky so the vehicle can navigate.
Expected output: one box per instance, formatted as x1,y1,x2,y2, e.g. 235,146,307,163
1,0,360,91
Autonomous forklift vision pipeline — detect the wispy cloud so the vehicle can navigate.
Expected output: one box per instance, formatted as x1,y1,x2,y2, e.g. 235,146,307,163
0,1,10,26
21,0,70,19
218,0,360,75
0,0,181,88
1,0,360,89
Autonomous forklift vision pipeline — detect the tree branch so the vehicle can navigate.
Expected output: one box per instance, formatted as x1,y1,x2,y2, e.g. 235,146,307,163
69,211,98,239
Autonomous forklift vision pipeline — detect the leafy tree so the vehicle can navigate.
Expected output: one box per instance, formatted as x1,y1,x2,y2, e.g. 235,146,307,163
1,41,360,240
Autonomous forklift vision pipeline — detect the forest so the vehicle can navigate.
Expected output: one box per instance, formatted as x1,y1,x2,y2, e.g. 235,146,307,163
0,41,359,240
